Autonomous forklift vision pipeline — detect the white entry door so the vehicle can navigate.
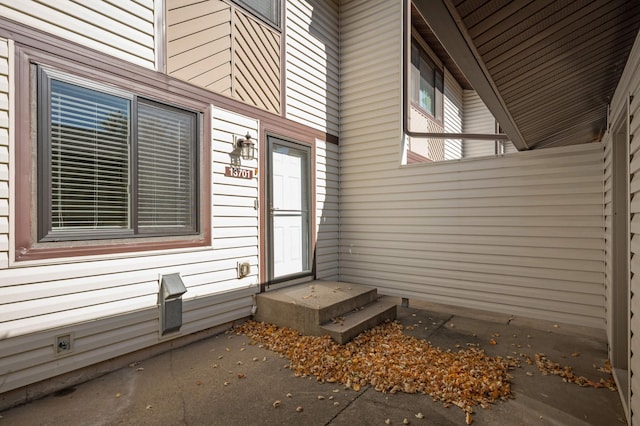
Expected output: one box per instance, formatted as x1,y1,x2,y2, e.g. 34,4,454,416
269,138,311,280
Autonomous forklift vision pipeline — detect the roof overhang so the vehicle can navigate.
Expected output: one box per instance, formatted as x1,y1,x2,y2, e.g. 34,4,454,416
413,0,640,150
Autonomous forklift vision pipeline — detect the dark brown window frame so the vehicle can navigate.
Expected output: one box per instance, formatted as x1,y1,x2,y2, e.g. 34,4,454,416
14,45,212,262
37,66,200,242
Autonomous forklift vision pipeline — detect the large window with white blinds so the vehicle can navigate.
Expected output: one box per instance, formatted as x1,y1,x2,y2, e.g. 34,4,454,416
38,67,199,242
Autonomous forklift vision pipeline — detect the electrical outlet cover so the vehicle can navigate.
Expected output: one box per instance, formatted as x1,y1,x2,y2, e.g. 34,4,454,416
237,261,251,278
56,334,72,354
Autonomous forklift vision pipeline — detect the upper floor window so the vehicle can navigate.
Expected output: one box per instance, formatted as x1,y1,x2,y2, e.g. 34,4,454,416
410,39,444,122
37,67,199,242
233,0,281,28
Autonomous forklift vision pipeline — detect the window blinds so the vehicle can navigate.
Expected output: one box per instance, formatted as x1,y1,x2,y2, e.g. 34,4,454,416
50,79,130,231
137,101,196,231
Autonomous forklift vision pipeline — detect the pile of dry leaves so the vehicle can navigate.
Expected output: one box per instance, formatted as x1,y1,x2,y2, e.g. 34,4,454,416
534,353,617,390
236,320,517,418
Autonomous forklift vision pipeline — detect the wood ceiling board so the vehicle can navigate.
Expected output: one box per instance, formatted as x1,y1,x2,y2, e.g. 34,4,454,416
483,1,618,72
534,127,602,149
455,0,508,28
449,0,640,149
468,0,551,42
495,30,630,95
520,107,605,137
502,53,626,110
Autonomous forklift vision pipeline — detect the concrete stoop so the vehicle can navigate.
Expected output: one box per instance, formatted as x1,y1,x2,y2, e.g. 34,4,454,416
254,280,397,344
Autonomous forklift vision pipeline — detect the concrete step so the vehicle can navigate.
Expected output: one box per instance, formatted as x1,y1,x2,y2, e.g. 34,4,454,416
254,280,395,342
320,299,397,344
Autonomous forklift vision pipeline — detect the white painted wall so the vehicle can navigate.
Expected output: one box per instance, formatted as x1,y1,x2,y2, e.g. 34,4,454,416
0,0,157,69
285,0,339,136
340,0,605,329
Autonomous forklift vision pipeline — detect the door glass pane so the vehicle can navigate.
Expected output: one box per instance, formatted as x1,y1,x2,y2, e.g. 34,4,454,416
271,142,310,279
49,79,130,231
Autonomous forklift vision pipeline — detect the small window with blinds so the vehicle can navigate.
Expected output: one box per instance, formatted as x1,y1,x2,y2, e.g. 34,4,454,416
410,39,444,122
37,67,199,242
232,0,281,28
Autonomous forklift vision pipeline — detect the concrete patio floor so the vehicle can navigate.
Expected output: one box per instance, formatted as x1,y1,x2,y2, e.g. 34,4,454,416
0,298,626,425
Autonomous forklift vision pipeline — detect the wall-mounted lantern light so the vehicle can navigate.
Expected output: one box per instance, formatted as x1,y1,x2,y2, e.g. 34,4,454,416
236,132,256,161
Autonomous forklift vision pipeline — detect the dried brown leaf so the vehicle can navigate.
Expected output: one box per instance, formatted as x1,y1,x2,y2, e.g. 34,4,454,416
236,320,518,415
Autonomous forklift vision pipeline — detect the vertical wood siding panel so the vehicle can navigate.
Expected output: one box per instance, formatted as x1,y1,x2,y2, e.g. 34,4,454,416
0,0,156,69
0,38,7,270
285,0,340,136
316,140,339,280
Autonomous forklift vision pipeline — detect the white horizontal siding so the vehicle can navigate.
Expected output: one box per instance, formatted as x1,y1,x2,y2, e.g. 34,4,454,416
602,135,613,350
631,88,640,426
601,131,616,391
340,0,403,173
211,107,259,261
285,0,339,136
0,38,8,270
0,287,254,394
0,105,262,393
625,38,640,423
340,2,606,329
0,0,156,69
316,140,339,280
462,89,497,158
606,29,640,421
341,145,605,327
503,140,518,153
